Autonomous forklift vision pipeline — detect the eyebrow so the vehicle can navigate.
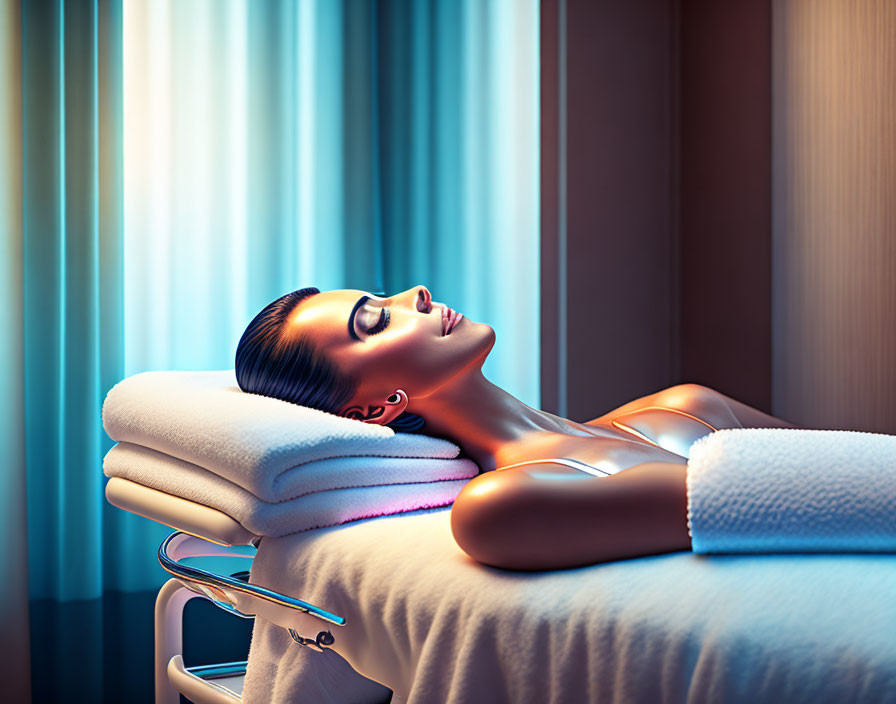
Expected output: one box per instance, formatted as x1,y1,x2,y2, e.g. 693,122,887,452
348,295,369,341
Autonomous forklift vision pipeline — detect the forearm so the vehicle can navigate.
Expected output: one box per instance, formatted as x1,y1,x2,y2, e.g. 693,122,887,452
451,462,692,571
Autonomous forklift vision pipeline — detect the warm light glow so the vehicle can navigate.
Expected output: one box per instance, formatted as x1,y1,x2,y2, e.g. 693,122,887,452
466,476,503,498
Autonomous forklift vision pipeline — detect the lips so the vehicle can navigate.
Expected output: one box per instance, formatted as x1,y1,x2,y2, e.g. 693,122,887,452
441,306,464,335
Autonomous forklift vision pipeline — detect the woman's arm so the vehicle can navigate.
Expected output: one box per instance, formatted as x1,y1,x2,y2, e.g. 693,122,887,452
450,462,691,571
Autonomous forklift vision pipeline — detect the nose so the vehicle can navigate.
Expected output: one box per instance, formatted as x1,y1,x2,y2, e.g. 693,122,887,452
416,286,432,313
397,285,432,313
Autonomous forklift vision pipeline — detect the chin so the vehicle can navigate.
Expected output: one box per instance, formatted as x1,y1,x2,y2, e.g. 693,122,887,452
466,321,496,361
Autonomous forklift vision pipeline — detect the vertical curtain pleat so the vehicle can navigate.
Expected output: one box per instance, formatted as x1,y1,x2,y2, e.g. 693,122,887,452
487,0,540,396
344,0,383,292
98,0,127,593
23,0,64,600
372,0,540,402
17,0,123,603
0,0,32,697
62,0,103,599
22,0,122,601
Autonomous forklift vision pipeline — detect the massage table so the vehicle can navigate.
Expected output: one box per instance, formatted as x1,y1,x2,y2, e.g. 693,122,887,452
101,372,896,702
106,471,896,704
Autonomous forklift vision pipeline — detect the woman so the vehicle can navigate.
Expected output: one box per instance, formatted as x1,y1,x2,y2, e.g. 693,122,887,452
235,285,797,570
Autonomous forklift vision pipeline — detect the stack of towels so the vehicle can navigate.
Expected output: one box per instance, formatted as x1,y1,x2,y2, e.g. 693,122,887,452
102,370,480,537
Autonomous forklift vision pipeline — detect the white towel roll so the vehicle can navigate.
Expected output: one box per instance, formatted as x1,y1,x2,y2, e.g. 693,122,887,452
686,428,896,554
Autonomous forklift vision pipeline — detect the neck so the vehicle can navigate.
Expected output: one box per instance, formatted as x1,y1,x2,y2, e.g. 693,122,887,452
413,368,568,472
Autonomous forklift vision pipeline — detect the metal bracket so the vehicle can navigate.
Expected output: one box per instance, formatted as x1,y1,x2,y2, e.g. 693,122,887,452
158,531,346,627
287,628,337,652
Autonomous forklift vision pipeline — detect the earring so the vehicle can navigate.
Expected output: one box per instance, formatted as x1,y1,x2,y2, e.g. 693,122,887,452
387,392,401,405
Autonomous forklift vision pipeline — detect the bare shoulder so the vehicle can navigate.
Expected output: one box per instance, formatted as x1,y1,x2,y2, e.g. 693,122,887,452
586,383,728,426
451,464,593,526
449,463,592,567
587,383,797,431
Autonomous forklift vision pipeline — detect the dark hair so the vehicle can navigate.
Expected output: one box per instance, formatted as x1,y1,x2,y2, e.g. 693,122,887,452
235,287,426,433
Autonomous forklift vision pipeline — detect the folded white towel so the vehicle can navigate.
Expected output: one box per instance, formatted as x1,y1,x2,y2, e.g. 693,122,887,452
102,370,465,503
104,442,472,536
687,428,896,553
106,439,478,500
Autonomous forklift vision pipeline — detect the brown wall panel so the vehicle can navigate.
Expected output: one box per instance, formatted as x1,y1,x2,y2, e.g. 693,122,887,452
542,0,895,430
542,0,773,421
772,0,896,432
563,0,678,422
679,0,772,412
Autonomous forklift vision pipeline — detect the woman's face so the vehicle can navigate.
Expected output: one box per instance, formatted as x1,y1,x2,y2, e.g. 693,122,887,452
284,285,495,410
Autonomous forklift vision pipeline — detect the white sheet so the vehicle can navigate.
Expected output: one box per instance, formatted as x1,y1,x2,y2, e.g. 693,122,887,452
242,507,896,704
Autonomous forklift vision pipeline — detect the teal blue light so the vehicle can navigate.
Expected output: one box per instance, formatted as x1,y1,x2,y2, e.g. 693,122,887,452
12,0,539,601
121,0,539,410
21,0,126,601
56,0,68,599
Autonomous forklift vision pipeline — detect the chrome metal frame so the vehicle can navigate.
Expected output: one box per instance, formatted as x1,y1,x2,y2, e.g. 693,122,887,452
159,532,345,627
155,531,347,704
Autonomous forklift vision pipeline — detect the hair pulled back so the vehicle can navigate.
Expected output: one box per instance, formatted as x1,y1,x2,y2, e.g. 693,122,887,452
235,287,426,433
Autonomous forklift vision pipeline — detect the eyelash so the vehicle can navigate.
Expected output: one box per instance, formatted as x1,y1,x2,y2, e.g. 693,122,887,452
366,307,390,336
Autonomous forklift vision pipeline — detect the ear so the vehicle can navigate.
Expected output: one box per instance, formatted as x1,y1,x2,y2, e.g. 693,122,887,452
340,389,409,426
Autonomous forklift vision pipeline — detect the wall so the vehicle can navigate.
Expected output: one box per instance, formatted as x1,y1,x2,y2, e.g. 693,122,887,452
543,0,896,432
541,0,773,421
541,0,681,422
679,0,772,412
772,0,896,432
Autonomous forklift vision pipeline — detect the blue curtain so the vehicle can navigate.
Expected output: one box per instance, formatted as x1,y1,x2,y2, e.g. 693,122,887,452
117,0,540,592
20,0,125,605
2,0,538,689
1,1,31,698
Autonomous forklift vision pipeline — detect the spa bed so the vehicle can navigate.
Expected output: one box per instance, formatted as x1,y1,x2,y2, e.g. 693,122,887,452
241,504,896,703
102,371,896,703
109,474,896,704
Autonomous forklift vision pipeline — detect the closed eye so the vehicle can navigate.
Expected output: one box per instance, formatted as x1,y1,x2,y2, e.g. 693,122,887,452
366,308,390,336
